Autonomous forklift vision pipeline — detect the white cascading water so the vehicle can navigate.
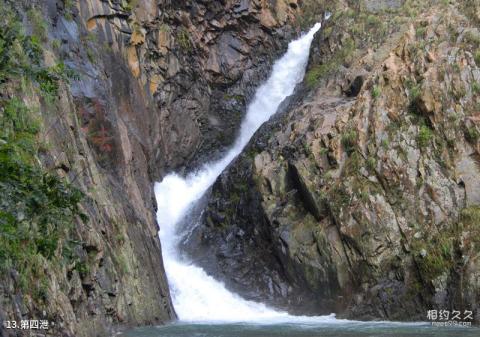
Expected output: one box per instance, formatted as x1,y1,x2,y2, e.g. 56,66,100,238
154,23,334,324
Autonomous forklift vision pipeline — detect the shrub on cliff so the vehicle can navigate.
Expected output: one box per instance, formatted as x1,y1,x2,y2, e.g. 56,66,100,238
0,4,84,300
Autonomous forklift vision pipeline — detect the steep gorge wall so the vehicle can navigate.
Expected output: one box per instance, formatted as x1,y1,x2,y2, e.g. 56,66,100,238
81,0,304,174
188,0,480,322
1,1,176,336
0,0,305,336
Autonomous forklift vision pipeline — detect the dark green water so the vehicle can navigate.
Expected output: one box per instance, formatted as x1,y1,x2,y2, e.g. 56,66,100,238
120,322,479,337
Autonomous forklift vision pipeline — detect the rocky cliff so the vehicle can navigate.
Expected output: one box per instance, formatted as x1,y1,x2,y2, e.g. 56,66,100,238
187,0,480,322
0,0,306,336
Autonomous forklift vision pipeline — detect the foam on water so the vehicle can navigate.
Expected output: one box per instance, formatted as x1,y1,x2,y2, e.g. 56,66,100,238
155,23,326,323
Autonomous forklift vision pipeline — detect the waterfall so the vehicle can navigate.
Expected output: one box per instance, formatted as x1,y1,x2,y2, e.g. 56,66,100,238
155,23,326,323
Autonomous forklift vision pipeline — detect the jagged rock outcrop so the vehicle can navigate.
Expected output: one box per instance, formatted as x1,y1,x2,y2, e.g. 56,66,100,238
187,0,480,322
81,0,302,173
0,1,306,336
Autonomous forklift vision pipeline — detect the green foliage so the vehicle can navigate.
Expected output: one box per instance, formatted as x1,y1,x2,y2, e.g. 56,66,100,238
464,31,480,45
411,231,452,281
366,156,377,172
306,38,355,87
305,64,327,87
366,15,381,28
416,26,426,38
34,279,49,302
1,98,40,142
473,82,480,94
413,206,480,283
372,85,381,99
474,50,480,65
472,82,480,95
63,0,75,10
0,4,83,299
223,94,244,102
159,24,170,33
116,253,129,274
63,0,75,21
74,261,90,277
34,62,79,102
406,81,424,115
344,150,362,175
51,39,61,50
322,26,333,37
305,0,425,89
85,32,97,43
121,0,139,12
0,7,77,102
0,98,84,283
417,125,433,148
0,12,42,83
319,147,329,156
381,138,390,149
460,0,480,25
86,48,95,63
464,126,479,144
461,206,480,223
176,27,192,51
408,82,421,101
341,129,357,154
327,184,350,215
458,206,480,248
402,0,421,17
27,8,48,42
413,233,454,280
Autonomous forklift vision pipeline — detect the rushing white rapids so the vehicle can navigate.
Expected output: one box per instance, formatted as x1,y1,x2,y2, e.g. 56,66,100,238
155,23,325,323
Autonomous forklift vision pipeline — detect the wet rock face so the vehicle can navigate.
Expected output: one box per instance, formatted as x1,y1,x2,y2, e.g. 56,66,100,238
88,0,303,175
186,96,353,315
0,1,306,336
188,0,480,322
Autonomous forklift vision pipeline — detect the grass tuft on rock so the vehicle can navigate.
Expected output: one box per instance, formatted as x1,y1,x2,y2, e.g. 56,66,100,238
341,129,357,154
417,125,434,148
475,50,480,65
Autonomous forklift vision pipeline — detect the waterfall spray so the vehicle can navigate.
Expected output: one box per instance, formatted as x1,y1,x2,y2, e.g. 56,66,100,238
155,23,325,323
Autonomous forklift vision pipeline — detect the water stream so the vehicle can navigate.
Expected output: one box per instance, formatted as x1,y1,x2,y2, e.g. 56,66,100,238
121,22,479,337
154,22,322,323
